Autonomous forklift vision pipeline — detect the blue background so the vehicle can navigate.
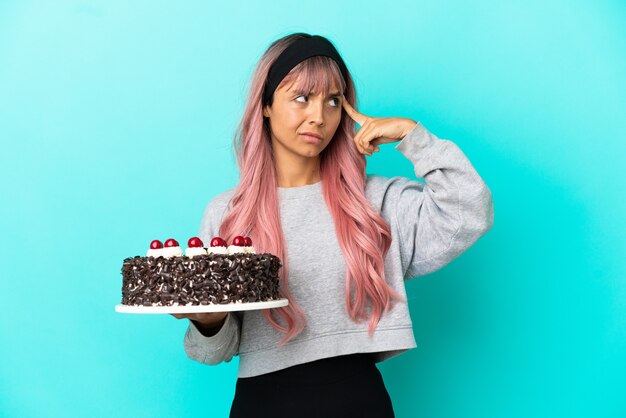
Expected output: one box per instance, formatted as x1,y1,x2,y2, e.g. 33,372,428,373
1,1,625,417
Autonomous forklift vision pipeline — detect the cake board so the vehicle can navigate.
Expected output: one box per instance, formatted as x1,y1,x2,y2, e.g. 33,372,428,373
115,298,289,314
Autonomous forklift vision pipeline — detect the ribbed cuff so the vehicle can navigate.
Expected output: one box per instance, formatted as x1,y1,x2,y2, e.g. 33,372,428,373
394,121,439,166
187,313,233,348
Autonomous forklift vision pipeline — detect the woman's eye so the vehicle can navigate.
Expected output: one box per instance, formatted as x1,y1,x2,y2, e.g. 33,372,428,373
294,95,340,107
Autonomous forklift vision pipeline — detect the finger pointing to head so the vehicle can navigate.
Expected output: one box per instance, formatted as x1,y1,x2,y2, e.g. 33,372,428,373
342,96,367,126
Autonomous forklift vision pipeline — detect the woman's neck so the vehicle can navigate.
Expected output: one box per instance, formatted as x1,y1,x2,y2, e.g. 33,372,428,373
276,171,321,188
273,150,321,188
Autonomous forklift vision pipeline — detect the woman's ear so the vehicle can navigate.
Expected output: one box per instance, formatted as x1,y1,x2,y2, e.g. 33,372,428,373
262,104,269,118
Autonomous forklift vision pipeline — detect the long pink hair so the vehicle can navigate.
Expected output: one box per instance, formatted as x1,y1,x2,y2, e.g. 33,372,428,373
219,33,405,344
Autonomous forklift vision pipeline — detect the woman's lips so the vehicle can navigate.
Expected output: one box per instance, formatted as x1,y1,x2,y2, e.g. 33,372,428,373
299,133,322,144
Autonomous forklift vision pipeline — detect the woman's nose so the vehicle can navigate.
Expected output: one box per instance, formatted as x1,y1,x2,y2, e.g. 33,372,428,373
307,100,325,125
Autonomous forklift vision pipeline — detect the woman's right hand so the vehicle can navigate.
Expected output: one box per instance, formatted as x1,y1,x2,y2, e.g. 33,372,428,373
171,312,228,336
171,312,227,324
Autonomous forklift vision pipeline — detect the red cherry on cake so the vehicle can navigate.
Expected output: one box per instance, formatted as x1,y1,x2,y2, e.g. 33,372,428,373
188,237,203,248
232,236,246,246
244,237,252,246
210,237,227,247
164,238,179,248
150,239,163,250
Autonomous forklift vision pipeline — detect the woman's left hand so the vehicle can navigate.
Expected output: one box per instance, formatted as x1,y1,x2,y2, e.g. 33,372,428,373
342,97,418,156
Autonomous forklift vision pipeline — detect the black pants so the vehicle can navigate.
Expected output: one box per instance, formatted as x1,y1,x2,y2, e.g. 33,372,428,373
229,353,395,418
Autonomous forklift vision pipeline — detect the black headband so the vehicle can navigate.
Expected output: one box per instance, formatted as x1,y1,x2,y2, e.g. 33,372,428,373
263,35,348,106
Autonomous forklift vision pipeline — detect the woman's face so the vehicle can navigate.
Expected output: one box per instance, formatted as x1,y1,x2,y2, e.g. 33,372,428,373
263,80,343,160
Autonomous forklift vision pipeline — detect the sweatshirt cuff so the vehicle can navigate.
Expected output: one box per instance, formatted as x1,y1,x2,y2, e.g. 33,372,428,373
187,312,234,348
394,121,439,166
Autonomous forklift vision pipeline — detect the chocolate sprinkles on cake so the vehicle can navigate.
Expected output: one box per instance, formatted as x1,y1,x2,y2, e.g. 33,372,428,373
120,236,282,307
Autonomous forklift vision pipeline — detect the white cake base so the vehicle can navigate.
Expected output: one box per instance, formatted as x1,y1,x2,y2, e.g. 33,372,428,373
115,299,288,314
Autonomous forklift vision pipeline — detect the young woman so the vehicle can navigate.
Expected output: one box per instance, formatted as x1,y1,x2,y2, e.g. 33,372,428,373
173,33,494,417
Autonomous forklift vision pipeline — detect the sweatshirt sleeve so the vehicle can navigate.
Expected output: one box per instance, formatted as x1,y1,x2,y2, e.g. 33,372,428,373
182,194,241,365
183,311,241,365
384,121,494,280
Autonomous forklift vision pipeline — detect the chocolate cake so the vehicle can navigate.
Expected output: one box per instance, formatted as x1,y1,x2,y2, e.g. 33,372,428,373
120,236,282,307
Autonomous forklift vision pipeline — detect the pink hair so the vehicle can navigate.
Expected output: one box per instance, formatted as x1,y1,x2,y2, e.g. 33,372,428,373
219,33,405,344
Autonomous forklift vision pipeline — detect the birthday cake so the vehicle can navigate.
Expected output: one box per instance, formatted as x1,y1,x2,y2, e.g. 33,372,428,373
120,236,282,307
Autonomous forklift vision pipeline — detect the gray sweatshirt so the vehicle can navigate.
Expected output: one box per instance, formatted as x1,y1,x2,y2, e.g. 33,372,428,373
183,121,494,378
